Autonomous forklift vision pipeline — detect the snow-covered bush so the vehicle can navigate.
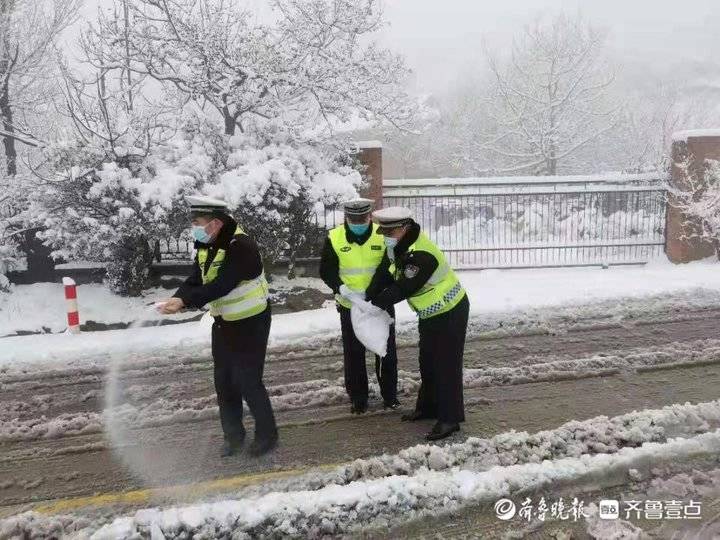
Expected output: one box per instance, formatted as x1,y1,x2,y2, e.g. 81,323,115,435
208,126,360,276
36,116,360,293
36,124,210,296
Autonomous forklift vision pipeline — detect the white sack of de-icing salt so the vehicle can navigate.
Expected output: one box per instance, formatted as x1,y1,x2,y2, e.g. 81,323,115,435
349,297,394,358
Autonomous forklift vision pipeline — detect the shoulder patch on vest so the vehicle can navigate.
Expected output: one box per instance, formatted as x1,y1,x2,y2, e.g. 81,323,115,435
340,246,351,252
404,264,419,278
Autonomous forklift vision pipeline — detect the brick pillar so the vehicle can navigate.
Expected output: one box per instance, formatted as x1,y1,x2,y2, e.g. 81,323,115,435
666,132,720,263
355,140,383,208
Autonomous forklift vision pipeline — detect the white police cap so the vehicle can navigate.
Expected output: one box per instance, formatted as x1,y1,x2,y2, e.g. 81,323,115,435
372,206,413,231
342,198,374,216
185,195,228,214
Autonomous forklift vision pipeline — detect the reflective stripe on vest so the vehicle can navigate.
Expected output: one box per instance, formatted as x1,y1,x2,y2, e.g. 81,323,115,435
328,223,386,309
198,226,269,321
390,232,466,319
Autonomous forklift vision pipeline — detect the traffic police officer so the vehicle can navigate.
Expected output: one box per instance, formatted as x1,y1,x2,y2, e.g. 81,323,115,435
319,198,400,414
158,195,279,457
366,206,469,441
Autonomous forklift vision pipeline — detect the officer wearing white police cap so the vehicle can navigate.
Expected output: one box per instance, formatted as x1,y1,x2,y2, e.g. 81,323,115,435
366,206,469,441
372,206,413,232
157,194,278,457
185,194,229,215
319,198,400,414
342,197,374,216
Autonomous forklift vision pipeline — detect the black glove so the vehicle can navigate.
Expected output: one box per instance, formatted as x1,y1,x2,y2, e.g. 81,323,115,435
370,287,397,314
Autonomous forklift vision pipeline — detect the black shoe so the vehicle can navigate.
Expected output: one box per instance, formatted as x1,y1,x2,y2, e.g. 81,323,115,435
220,437,245,457
383,399,401,410
248,433,278,457
401,409,435,422
425,422,460,441
351,401,368,414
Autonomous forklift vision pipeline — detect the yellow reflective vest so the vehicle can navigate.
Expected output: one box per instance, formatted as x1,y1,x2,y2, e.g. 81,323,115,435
389,232,465,319
328,224,386,309
197,226,269,321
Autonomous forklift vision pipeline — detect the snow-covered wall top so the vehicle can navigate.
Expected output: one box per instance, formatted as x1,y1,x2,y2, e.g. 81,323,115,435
671,129,720,142
355,140,383,149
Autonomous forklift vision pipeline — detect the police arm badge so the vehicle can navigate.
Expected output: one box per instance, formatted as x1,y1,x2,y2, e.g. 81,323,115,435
404,264,420,279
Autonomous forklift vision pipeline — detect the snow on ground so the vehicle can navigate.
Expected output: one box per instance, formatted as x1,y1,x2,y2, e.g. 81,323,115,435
5,400,720,538
0,275,332,337
0,284,196,337
8,336,720,445
3,258,720,372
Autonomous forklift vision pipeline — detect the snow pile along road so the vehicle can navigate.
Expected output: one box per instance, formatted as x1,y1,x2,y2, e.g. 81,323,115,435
4,400,720,538
85,431,720,539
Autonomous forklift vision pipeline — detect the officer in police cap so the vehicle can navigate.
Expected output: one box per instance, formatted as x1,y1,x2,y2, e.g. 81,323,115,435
366,206,469,441
158,195,278,457
319,198,400,414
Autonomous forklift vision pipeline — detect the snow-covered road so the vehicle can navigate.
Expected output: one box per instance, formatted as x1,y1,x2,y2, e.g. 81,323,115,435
3,302,720,537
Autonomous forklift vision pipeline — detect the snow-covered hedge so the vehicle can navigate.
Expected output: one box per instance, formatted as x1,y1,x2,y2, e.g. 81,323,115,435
208,128,360,275
34,119,359,295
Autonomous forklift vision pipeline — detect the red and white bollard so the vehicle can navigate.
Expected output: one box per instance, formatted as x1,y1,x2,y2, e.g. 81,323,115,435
63,277,81,334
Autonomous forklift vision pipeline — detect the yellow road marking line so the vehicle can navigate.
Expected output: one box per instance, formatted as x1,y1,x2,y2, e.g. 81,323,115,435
34,463,340,515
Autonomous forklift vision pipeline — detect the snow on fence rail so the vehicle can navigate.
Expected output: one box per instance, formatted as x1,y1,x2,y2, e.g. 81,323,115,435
383,172,665,196
384,175,667,269
155,174,668,269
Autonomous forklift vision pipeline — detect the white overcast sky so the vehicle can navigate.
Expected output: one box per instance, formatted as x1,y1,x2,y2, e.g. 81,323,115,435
76,0,720,94
375,0,720,94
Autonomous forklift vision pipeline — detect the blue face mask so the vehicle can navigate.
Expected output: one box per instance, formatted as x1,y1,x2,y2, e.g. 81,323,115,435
384,236,398,261
191,225,211,243
348,222,370,236
384,236,399,249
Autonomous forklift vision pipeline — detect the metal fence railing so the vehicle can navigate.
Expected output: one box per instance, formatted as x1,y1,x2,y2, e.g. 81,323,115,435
153,178,668,270
383,186,667,269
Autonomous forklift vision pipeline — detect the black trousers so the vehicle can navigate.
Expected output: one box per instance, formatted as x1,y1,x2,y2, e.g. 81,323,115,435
211,306,277,442
338,305,398,404
415,294,470,423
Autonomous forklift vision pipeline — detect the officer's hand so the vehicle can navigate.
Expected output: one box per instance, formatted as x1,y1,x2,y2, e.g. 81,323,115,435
370,289,394,314
157,297,185,314
339,284,356,300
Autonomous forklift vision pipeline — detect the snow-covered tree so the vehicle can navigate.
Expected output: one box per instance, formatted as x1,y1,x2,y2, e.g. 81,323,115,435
84,0,415,137
36,108,360,293
613,84,712,175
27,0,406,294
0,177,23,290
32,60,197,295
476,14,620,176
0,0,80,286
0,0,80,176
206,121,360,276
380,96,446,179
35,114,217,295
